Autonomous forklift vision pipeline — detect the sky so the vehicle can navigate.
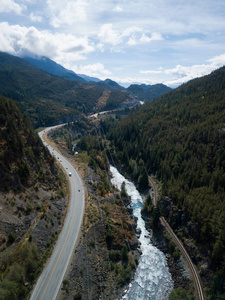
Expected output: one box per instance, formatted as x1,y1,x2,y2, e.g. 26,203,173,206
0,0,225,87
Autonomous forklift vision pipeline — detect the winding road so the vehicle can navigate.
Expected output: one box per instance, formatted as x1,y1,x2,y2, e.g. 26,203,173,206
30,126,85,300
149,176,205,300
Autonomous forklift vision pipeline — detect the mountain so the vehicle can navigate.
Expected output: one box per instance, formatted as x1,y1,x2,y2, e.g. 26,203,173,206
105,66,225,299
23,56,86,82
127,83,172,102
0,52,138,127
88,78,126,91
0,52,103,127
78,73,100,82
0,95,58,191
0,95,70,298
23,55,101,83
22,55,171,102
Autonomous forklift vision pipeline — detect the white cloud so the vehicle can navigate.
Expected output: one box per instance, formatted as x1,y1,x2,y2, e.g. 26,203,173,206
164,55,225,86
98,23,163,48
140,70,163,74
47,0,87,28
0,22,94,62
0,0,25,14
30,13,43,23
98,24,121,46
209,54,225,67
1,0,225,87
113,5,123,13
133,32,163,45
139,53,225,87
72,63,111,78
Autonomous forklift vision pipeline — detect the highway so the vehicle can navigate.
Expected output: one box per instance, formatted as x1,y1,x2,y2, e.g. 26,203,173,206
30,126,85,300
148,176,205,300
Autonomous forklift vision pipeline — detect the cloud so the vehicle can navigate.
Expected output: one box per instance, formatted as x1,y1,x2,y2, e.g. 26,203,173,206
30,13,43,23
164,58,225,86
98,24,121,46
209,54,225,67
47,0,87,28
0,0,25,14
0,22,94,62
139,53,225,87
113,5,123,13
140,70,163,75
72,63,111,78
98,23,163,48
128,32,163,45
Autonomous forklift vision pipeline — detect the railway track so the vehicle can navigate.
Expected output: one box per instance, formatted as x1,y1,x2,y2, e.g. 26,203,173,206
148,176,205,300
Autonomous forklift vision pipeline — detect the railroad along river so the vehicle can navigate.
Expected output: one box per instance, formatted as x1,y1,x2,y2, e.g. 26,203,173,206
110,165,174,300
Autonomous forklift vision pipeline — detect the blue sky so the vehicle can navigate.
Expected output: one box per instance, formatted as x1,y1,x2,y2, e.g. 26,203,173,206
0,0,225,87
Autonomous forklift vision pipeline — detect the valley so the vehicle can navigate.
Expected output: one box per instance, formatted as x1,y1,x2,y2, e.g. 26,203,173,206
0,53,225,300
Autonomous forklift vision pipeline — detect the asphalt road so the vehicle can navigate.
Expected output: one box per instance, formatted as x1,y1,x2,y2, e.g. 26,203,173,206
30,126,85,300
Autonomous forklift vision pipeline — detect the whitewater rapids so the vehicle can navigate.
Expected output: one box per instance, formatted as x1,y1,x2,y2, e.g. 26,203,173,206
110,165,174,300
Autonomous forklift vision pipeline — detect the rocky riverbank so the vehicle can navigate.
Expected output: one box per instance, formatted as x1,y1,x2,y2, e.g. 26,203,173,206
160,197,213,291
145,219,193,291
60,162,140,300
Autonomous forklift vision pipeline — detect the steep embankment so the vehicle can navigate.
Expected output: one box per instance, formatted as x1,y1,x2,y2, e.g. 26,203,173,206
0,96,68,299
105,66,225,299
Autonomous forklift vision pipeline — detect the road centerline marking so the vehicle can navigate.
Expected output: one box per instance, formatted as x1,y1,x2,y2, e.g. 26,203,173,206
40,174,77,300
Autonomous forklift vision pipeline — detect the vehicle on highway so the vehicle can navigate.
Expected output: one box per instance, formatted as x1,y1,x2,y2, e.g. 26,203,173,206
69,172,72,177
78,189,80,192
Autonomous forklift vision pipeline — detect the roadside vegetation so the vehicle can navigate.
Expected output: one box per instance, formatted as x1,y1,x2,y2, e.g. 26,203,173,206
0,96,68,299
49,120,140,299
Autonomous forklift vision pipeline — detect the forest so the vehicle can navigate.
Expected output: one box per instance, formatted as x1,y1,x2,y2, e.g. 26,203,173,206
0,95,59,190
0,52,137,128
101,66,225,299
0,96,70,299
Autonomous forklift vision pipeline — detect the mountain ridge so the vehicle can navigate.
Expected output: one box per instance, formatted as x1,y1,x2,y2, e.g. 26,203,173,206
23,55,87,83
105,65,225,299
22,54,171,101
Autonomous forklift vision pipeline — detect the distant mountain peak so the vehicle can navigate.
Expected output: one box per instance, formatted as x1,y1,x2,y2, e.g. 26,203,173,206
127,83,171,102
23,55,86,83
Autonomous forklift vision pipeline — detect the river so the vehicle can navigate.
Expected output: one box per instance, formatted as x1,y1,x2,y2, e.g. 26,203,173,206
110,165,174,300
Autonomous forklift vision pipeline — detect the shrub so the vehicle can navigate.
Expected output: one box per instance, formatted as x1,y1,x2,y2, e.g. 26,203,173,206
74,292,82,300
7,232,16,245
173,251,180,260
109,250,121,262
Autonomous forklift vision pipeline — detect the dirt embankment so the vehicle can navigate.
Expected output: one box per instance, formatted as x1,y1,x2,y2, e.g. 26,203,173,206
42,137,140,300
0,181,68,255
60,163,141,300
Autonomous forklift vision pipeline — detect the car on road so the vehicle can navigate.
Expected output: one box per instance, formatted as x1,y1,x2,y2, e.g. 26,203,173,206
69,172,72,177
78,189,80,192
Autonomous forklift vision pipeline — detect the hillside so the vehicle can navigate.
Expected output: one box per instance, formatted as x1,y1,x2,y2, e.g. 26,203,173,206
0,96,58,191
22,55,171,103
104,66,225,299
0,52,105,127
0,96,69,298
0,52,139,128
127,83,172,102
89,78,126,91
23,55,101,83
23,56,86,82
